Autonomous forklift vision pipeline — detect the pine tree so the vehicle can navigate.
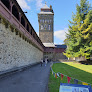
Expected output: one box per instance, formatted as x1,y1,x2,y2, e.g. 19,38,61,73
64,0,92,59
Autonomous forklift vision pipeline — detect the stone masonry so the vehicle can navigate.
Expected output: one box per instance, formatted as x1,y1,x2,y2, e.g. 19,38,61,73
38,4,54,43
0,23,43,72
39,31,53,43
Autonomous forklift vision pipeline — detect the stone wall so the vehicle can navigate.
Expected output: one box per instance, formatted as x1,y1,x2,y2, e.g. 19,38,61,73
69,56,86,61
55,53,67,60
0,23,43,72
75,56,86,61
39,31,53,43
44,52,67,61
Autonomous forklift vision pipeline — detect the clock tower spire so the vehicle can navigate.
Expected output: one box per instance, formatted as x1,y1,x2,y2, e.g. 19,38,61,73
38,3,54,43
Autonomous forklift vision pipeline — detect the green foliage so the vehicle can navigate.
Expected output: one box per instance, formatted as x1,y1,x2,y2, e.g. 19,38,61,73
64,0,92,59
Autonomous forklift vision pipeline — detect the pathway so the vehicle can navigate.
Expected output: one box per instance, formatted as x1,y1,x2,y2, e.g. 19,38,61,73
0,62,51,92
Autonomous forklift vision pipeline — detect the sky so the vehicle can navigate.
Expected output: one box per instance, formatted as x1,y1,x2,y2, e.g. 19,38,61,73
16,0,92,45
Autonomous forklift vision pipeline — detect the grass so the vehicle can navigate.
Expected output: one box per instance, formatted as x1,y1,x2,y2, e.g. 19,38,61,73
48,62,92,92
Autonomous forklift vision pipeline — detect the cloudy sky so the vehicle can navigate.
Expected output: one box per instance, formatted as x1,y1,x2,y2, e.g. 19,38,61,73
16,0,92,44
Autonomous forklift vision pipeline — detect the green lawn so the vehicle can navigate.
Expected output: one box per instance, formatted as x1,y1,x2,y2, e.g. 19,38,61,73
48,62,92,92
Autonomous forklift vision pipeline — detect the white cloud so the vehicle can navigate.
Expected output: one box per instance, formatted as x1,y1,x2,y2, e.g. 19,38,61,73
17,0,45,10
16,0,46,10
54,28,68,41
16,0,31,10
36,0,44,10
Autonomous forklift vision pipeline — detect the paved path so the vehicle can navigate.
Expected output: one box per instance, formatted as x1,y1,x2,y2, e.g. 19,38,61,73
0,62,51,92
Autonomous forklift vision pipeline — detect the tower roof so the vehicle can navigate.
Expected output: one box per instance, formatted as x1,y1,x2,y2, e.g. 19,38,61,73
38,3,54,15
42,3,50,9
38,12,54,14
43,43,56,47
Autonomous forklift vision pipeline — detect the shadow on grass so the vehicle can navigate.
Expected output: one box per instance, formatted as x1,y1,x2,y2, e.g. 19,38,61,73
79,60,92,65
48,62,92,92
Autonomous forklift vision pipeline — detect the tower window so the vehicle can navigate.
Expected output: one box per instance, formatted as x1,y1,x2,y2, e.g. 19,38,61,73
45,19,47,23
40,20,42,23
48,20,49,23
41,25,43,30
48,25,51,30
46,20,48,23
50,20,52,23
44,24,47,30
43,20,44,23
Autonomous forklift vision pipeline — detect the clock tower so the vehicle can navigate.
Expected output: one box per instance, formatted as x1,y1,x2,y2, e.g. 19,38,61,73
38,3,54,43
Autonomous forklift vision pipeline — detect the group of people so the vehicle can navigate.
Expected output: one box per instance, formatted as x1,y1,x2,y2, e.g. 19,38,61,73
40,58,48,67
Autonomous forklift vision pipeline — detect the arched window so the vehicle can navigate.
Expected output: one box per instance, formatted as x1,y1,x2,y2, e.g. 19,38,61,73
44,24,47,30
45,19,46,23
43,20,44,23
50,20,52,23
27,24,29,32
40,20,42,23
12,5,19,20
48,20,49,23
1,0,10,10
21,16,25,27
41,25,43,30
48,25,51,30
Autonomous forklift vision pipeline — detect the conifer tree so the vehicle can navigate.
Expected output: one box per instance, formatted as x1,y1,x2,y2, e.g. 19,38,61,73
64,0,92,59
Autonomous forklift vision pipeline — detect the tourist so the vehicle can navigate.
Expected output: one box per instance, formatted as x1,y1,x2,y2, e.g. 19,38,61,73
41,58,43,66
45,58,47,66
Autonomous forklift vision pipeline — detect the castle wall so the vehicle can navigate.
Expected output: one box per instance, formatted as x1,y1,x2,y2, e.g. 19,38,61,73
55,53,67,61
0,23,43,72
44,52,67,61
44,47,67,61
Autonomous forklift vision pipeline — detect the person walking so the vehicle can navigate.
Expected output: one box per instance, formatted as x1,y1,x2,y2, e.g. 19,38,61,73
41,58,43,67
45,58,47,66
